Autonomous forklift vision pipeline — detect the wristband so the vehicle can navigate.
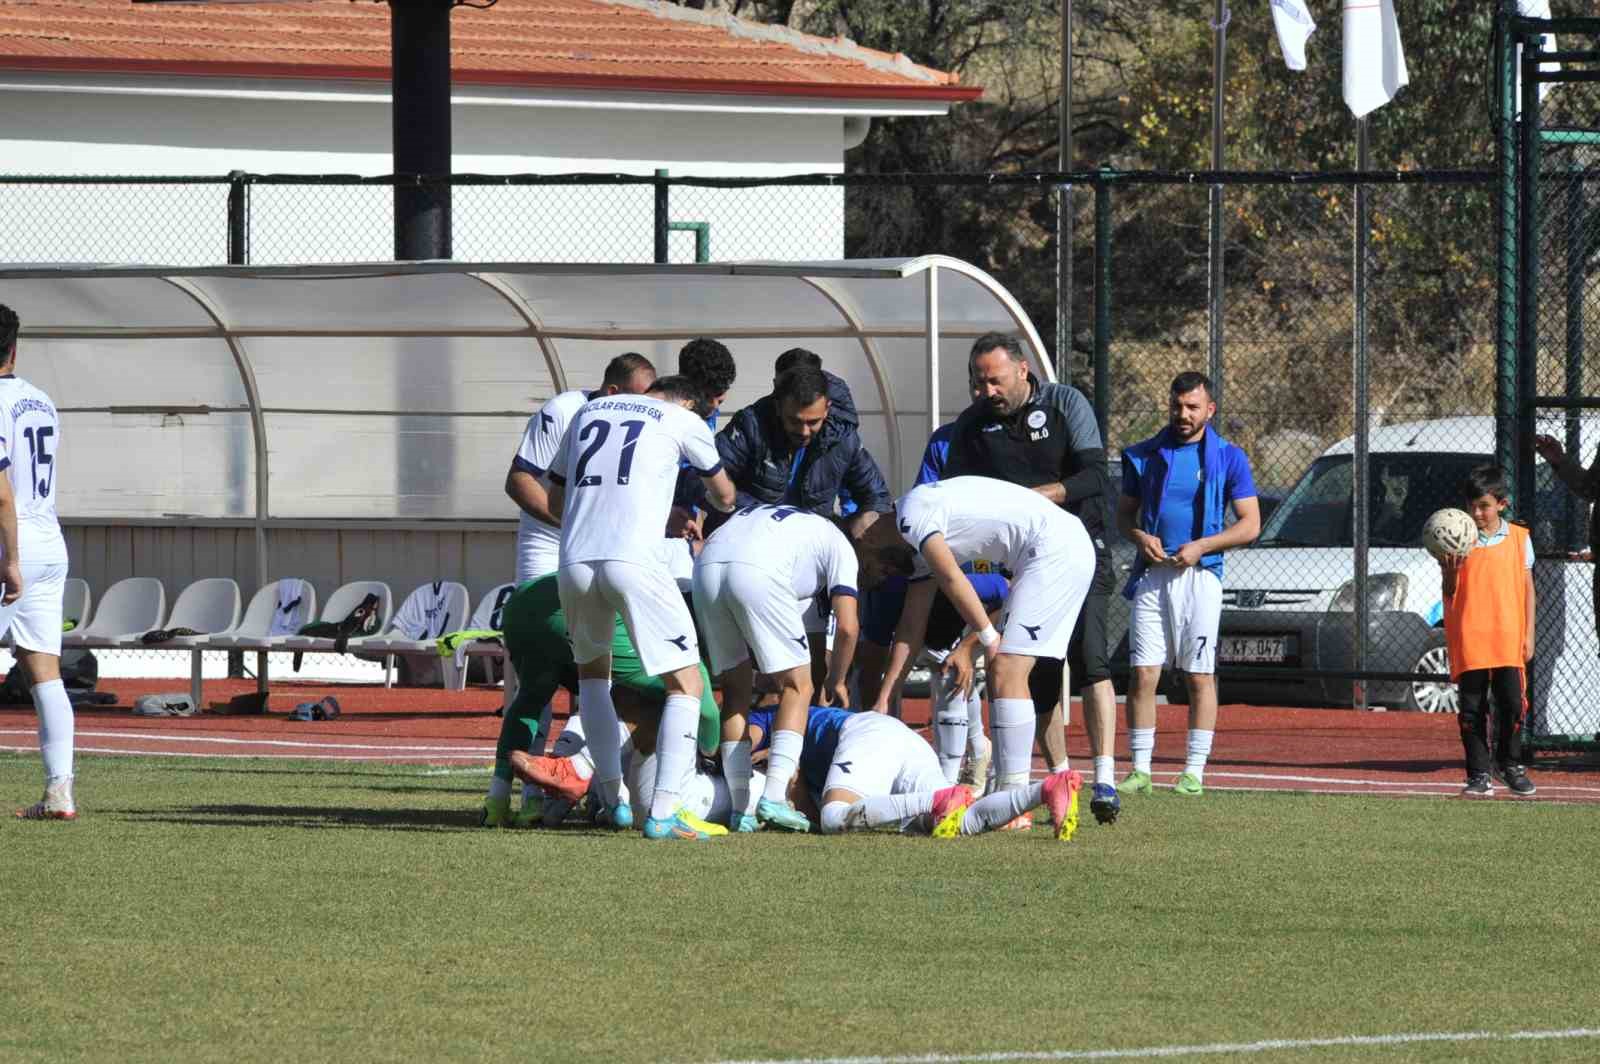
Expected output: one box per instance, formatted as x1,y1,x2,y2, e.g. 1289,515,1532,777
977,625,1000,649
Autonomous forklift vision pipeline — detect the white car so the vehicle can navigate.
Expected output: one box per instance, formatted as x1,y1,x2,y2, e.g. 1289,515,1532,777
1217,416,1589,712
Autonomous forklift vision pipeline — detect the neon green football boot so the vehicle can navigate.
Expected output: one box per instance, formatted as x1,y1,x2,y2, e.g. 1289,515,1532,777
480,794,512,828
1116,769,1153,796
1173,772,1204,797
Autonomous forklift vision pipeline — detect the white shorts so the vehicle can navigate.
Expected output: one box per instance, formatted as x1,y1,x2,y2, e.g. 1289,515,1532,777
692,561,810,677
822,713,945,808
1129,566,1223,674
998,540,1095,659
558,559,700,677
0,562,66,656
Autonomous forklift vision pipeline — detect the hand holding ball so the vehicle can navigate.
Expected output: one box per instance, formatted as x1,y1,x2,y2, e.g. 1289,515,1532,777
1422,508,1477,561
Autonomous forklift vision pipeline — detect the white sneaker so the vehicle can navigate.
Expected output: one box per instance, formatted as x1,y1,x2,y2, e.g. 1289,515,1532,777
16,779,76,821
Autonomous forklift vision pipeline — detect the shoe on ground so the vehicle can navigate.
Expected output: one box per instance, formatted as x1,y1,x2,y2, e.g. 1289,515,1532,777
675,808,729,836
15,781,76,821
1461,772,1495,798
602,801,634,829
512,796,544,828
731,813,759,833
480,794,512,828
1173,772,1204,797
1495,763,1537,797
958,739,992,797
1042,769,1083,840
756,796,811,833
541,796,575,827
998,812,1033,831
1117,769,1153,796
1089,782,1121,825
509,751,589,803
929,784,974,839
643,809,719,840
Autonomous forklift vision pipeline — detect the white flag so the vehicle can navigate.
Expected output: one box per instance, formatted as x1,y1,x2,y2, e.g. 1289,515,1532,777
1271,0,1316,73
1516,0,1559,114
1342,0,1409,118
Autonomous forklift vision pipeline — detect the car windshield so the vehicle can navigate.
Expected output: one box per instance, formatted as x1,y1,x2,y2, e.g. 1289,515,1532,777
1257,452,1490,549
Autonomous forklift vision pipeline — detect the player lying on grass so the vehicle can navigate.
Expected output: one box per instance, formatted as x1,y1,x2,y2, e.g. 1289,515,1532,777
746,702,1084,839
527,710,764,836
693,501,861,833
854,476,1095,806
479,572,720,830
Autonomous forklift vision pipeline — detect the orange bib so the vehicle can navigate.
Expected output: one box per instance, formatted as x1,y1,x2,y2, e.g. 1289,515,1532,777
1444,523,1529,680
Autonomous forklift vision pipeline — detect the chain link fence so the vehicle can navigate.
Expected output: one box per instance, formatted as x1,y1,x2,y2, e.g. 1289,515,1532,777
7,166,1596,729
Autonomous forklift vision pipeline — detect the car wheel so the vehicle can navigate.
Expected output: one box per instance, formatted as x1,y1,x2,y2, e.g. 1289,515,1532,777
1404,630,1457,714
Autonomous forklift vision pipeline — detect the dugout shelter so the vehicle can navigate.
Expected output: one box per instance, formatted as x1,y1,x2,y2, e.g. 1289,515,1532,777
2,256,1049,599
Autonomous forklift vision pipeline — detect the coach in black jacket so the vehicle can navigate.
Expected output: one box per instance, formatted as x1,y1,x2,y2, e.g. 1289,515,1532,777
715,358,892,532
940,332,1122,824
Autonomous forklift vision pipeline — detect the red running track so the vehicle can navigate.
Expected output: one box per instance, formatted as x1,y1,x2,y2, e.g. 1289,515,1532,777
2,678,1597,802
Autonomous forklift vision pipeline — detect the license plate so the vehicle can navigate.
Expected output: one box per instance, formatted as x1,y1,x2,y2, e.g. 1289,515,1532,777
1219,635,1291,663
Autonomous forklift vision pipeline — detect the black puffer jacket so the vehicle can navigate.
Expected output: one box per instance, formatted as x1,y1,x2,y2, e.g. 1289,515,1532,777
715,372,891,516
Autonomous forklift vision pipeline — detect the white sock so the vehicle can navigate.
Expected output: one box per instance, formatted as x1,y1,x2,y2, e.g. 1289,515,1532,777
991,697,1036,791
487,776,512,801
649,693,701,821
966,686,986,740
720,739,752,820
934,715,967,783
1130,726,1156,776
576,678,623,808
960,782,1044,835
762,729,804,803
819,800,851,834
630,753,656,817
33,679,73,783
824,791,934,833
1093,755,1115,787
1050,757,1070,774
1185,729,1215,781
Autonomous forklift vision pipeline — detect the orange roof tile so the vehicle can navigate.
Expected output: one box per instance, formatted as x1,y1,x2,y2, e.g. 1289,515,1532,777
0,0,980,101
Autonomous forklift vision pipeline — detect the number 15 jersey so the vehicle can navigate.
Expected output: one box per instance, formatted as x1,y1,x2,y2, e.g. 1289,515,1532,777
0,376,66,565
550,394,721,565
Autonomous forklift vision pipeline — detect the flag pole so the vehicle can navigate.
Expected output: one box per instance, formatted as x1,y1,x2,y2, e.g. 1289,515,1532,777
1352,115,1372,712
1207,0,1229,413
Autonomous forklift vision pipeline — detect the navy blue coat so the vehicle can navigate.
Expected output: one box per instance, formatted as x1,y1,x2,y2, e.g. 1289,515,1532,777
715,372,891,516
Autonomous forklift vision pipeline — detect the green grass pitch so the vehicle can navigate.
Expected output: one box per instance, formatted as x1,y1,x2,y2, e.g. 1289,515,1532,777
4,753,1600,1064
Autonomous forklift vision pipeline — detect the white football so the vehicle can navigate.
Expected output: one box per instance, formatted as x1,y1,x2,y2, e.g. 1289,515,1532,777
1421,508,1478,560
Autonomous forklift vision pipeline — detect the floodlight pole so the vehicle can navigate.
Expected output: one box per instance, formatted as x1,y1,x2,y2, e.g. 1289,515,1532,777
391,0,454,260
1056,0,1074,387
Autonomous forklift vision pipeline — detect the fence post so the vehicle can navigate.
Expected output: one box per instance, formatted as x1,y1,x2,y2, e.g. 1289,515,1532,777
1352,121,1371,713
1565,165,1586,550
1496,4,1520,489
1516,37,1543,514
1093,173,1112,443
227,171,249,266
654,168,670,264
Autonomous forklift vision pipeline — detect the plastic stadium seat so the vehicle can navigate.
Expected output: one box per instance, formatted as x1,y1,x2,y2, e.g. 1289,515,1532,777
208,578,317,653
136,578,243,708
363,581,470,688
61,577,165,651
450,582,517,691
278,580,394,656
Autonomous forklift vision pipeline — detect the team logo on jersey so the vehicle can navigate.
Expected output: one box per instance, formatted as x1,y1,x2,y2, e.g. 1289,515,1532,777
1021,623,1042,641
1026,410,1047,429
792,635,809,649
833,760,853,774
667,635,690,651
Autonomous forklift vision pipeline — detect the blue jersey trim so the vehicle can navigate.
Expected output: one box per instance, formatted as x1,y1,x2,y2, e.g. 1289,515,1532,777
547,471,567,486
511,456,543,477
829,584,857,600
696,461,723,478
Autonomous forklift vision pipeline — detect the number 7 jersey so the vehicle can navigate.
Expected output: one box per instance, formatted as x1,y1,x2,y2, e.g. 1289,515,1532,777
0,375,66,565
549,394,721,565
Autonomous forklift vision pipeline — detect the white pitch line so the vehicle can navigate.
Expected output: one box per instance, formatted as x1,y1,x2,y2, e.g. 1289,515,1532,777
704,1026,1600,1064
0,744,490,761
0,727,494,754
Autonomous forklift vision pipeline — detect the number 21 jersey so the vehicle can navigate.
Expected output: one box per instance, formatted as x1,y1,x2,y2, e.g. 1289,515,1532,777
550,394,721,565
0,376,66,565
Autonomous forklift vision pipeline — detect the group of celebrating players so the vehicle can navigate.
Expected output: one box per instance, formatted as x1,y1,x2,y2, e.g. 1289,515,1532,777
480,331,1259,840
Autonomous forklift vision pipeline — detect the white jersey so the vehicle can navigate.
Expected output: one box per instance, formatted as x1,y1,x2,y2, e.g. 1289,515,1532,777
512,389,589,571
896,476,1062,577
552,394,720,565
0,375,66,565
697,504,859,602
